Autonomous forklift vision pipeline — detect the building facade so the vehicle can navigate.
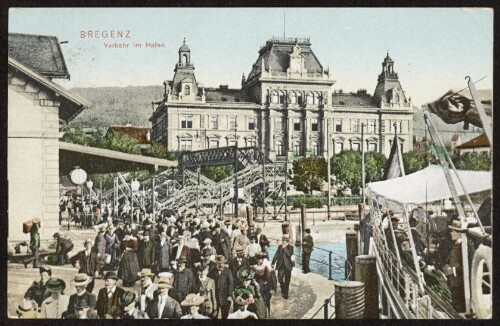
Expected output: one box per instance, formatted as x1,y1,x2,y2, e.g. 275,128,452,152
150,37,413,160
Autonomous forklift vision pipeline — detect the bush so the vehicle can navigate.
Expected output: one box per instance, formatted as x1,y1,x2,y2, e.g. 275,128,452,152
292,196,323,209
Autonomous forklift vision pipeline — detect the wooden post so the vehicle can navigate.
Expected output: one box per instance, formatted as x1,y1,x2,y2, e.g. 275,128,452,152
246,206,253,228
355,255,379,319
300,204,307,245
345,230,358,281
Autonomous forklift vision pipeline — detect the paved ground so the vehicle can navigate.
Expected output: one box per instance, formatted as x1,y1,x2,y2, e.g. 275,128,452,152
7,220,343,319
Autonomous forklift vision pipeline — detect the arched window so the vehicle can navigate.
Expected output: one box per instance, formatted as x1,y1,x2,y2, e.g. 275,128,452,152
276,141,284,156
313,93,319,105
289,92,296,104
394,93,400,103
311,141,319,156
184,85,190,95
182,54,188,65
293,141,301,156
272,92,279,104
307,92,314,105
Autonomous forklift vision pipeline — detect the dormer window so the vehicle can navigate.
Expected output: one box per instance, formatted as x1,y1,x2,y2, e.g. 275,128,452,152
394,93,400,103
184,85,190,95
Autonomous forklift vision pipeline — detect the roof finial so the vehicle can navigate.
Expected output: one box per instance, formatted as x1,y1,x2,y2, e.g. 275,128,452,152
183,37,186,44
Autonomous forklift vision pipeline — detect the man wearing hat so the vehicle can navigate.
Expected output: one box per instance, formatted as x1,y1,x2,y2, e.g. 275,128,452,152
215,221,232,260
180,294,209,319
245,233,261,265
202,238,216,258
271,235,294,299
41,278,69,318
212,255,234,319
230,245,250,286
154,231,171,273
23,217,41,268
24,265,52,308
94,224,107,272
54,232,74,265
172,256,194,302
302,228,314,274
188,262,217,318
63,299,99,319
139,232,155,269
232,227,250,256
197,221,213,244
256,226,270,253
69,238,100,292
64,273,97,317
104,225,118,270
95,271,125,319
118,291,149,319
137,268,155,312
145,277,182,319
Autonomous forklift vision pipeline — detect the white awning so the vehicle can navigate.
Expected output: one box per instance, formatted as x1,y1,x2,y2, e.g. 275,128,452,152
367,165,491,205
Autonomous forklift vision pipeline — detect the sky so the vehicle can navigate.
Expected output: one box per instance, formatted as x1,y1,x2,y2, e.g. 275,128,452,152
9,8,493,106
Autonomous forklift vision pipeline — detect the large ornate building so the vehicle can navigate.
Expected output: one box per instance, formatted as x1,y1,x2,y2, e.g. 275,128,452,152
150,37,413,160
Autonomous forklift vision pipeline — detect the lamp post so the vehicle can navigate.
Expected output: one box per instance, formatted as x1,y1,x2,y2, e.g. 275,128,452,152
361,123,366,208
86,179,93,227
233,123,238,221
327,119,331,221
131,177,140,222
151,175,156,217
68,166,87,231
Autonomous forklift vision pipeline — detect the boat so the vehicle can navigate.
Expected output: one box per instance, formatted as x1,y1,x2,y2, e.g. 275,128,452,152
364,78,492,319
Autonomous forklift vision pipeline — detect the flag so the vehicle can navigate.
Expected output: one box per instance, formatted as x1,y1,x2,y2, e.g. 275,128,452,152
382,134,405,180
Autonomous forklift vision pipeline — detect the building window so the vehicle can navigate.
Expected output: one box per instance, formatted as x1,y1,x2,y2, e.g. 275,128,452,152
276,141,284,156
272,92,279,104
229,116,237,130
335,120,342,132
313,93,319,105
180,139,192,151
297,94,303,105
367,142,378,152
211,116,218,129
394,93,400,103
279,93,285,104
200,116,205,129
181,115,193,129
275,117,283,131
293,141,301,156
307,93,314,105
351,141,360,152
184,85,190,96
228,139,237,147
351,119,360,133
311,118,319,132
334,142,344,154
293,118,301,131
248,118,255,130
210,139,219,148
289,93,296,104
311,141,319,156
368,120,376,134
247,138,256,147
391,121,402,133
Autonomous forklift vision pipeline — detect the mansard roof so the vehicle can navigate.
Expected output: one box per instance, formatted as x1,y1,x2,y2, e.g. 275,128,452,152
205,87,256,104
8,33,70,79
331,92,377,107
247,37,323,80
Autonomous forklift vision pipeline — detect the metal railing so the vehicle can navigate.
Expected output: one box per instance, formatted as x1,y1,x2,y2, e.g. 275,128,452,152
310,291,336,319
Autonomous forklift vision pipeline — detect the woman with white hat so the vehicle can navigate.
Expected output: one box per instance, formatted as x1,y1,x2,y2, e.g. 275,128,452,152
180,294,209,319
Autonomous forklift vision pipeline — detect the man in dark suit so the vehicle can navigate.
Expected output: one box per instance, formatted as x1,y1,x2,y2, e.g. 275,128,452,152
154,232,170,273
69,238,100,293
95,272,125,319
229,245,249,287
63,273,97,318
145,278,182,319
212,255,234,319
271,235,295,299
302,228,314,274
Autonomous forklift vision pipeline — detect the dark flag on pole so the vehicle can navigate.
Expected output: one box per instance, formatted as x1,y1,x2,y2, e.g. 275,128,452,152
382,131,406,180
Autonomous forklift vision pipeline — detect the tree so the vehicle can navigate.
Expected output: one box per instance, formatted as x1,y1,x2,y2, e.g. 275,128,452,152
101,132,141,155
452,152,491,171
200,165,233,182
61,127,95,146
142,142,169,159
402,151,431,174
330,151,362,194
291,157,327,194
365,152,387,183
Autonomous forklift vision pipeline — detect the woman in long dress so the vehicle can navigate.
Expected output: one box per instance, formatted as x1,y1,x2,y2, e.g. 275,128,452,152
234,267,267,319
251,252,273,318
118,235,141,287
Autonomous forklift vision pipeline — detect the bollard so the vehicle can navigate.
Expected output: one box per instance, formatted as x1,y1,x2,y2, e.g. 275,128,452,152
246,206,253,226
300,204,307,239
328,251,333,280
355,255,379,319
334,281,365,319
345,230,358,281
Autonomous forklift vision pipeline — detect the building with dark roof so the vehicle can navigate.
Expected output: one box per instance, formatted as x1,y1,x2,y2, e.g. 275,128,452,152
8,33,90,242
454,133,491,156
106,125,152,148
150,37,413,158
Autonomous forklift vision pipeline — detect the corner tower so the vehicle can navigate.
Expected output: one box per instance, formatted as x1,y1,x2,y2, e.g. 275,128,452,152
168,38,199,102
373,53,408,109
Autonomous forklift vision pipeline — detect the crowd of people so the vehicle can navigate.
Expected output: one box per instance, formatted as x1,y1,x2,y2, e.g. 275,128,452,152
18,205,306,319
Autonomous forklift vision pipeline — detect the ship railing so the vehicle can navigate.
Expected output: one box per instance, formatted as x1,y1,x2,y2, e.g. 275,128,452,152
309,291,336,319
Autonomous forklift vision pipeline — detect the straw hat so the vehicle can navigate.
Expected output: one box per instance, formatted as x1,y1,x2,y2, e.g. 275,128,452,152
216,255,226,263
235,245,244,254
157,279,172,289
17,298,36,315
181,293,205,307
72,273,90,286
137,268,155,278
203,238,212,245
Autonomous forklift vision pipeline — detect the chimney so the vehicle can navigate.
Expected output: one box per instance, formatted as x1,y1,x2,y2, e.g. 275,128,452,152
219,85,229,90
